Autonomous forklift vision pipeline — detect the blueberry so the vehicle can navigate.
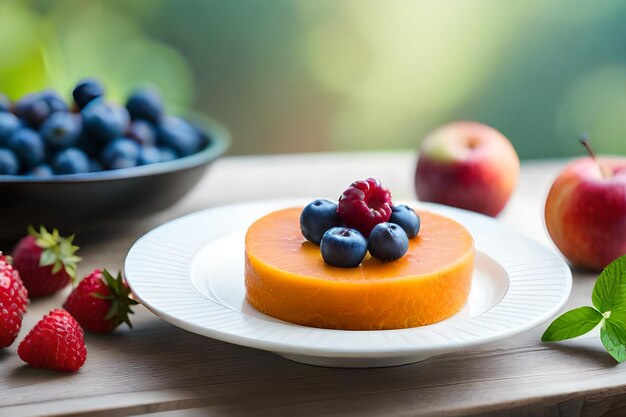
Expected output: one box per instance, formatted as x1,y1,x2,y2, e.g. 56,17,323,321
73,78,105,109
126,87,164,123
40,90,69,113
300,199,342,245
13,91,67,128
0,112,21,147
127,120,156,146
389,205,421,238
138,145,161,165
28,164,53,178
81,98,130,142
320,227,368,268
0,94,10,112
101,138,140,169
368,223,409,262
158,146,178,162
88,159,103,172
40,112,81,150
190,122,213,150
0,148,19,175
13,93,49,127
7,128,45,170
157,116,201,157
75,132,101,157
51,148,90,175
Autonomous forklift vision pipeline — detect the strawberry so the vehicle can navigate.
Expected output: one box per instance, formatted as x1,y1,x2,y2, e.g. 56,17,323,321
18,308,86,372
12,226,81,297
64,269,138,334
0,254,28,348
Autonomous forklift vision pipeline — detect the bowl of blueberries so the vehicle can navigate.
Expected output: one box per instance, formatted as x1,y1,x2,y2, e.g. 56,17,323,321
0,78,229,242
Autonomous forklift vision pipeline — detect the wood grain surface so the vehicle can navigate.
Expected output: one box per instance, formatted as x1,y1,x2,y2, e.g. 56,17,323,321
1,152,621,417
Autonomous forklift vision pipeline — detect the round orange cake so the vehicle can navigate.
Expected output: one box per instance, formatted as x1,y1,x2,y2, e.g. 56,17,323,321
244,207,474,330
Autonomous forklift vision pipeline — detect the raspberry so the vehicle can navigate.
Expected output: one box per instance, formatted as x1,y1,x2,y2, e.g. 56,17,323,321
337,178,393,236
18,309,87,372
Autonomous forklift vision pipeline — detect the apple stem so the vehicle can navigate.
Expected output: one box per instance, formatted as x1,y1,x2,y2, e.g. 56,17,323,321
580,134,610,179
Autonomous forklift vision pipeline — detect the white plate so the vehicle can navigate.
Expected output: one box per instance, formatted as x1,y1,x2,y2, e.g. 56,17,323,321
125,199,572,368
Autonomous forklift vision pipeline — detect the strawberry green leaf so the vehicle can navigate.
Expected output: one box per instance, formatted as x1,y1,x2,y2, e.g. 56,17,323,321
592,255,626,313
39,249,57,267
98,269,139,330
91,292,114,300
30,225,81,282
105,299,120,321
541,306,603,342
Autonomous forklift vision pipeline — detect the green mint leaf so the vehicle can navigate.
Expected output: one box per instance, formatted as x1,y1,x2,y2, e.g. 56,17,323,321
609,308,626,324
592,255,626,313
601,314,626,363
541,306,603,342
542,256,626,362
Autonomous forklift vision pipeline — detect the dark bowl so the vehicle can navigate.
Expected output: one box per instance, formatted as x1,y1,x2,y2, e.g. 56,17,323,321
0,117,229,243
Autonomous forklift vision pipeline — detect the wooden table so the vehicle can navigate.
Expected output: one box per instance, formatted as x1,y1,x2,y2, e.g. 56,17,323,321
1,152,623,417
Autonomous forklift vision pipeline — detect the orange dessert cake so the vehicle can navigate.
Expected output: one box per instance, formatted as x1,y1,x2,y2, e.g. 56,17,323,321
245,205,474,330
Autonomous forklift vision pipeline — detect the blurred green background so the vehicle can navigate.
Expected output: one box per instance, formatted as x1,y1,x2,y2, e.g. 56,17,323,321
2,0,625,158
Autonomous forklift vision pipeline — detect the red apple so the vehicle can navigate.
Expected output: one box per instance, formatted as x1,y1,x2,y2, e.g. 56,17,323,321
545,142,626,270
414,121,520,217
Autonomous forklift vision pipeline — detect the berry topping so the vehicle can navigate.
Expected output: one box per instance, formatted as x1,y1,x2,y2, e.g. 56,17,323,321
18,309,87,372
389,205,421,238
64,269,138,334
300,199,342,245
0,254,29,348
320,227,368,268
368,223,409,262
337,178,392,236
